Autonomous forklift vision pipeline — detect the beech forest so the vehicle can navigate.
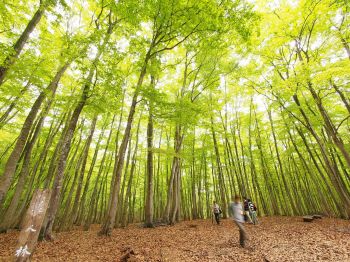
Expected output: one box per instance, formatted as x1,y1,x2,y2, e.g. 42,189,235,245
0,0,349,261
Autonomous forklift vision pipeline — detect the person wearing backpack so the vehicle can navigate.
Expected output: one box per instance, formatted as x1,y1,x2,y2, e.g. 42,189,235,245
243,197,253,224
247,198,258,225
212,201,222,225
229,195,248,247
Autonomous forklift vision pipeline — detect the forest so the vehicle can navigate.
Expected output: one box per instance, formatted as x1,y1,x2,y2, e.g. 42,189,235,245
0,0,349,261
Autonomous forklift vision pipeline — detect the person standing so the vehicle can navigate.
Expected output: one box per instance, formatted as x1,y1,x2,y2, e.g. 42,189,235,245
243,197,253,224
247,198,258,225
212,201,221,225
229,195,248,247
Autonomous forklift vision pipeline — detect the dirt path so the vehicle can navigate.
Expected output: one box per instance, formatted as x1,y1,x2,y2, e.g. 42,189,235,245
1,217,349,261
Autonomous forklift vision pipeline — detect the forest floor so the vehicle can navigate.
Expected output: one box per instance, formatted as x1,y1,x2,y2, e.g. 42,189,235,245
0,216,349,261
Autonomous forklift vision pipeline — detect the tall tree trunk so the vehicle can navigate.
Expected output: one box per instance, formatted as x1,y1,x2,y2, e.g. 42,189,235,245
0,81,31,128
0,2,48,85
43,23,115,238
268,109,298,215
145,97,154,227
121,116,142,227
100,53,149,236
62,116,98,230
76,116,108,225
332,82,350,114
307,83,350,168
211,117,227,218
0,87,56,230
0,62,69,204
293,94,350,217
163,125,183,224
83,115,116,230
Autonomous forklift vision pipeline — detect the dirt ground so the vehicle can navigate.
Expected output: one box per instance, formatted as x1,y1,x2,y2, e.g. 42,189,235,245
0,216,349,261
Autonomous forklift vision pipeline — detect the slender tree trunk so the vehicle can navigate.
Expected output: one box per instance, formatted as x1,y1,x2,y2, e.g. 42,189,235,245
116,138,132,226
83,115,115,230
145,98,154,227
211,117,227,218
268,109,298,215
307,84,350,168
121,116,142,227
332,82,350,114
43,24,115,238
100,54,149,236
61,116,98,230
293,94,350,217
76,117,108,225
0,2,48,85
0,81,31,128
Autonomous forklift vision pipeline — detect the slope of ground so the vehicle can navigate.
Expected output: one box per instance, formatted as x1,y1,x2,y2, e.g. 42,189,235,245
0,216,349,261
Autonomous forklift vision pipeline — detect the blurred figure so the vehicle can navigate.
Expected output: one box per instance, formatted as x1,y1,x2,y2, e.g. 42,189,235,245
229,195,248,247
212,200,222,225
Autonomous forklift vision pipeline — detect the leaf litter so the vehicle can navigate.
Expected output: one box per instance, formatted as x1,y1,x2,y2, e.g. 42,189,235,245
0,216,349,261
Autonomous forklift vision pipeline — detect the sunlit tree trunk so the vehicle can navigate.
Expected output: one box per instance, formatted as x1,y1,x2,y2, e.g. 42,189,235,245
0,62,70,204
0,1,49,85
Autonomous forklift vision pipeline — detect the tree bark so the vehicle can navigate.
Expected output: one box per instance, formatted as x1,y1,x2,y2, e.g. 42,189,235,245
0,2,48,85
42,22,115,238
100,55,149,236
0,62,69,204
145,78,155,228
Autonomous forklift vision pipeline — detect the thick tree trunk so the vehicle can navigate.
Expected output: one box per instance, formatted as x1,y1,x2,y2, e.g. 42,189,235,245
0,91,55,230
116,139,132,226
43,95,87,238
163,125,183,224
59,116,97,230
43,21,115,238
0,63,69,204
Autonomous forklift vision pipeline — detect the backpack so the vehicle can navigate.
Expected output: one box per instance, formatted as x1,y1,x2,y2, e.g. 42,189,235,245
248,201,256,211
249,202,257,211
213,204,220,214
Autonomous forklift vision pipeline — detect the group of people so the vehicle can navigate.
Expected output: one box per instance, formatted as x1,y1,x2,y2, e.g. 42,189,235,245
212,196,258,248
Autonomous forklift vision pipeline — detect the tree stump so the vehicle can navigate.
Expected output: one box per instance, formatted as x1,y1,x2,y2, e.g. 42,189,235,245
14,189,50,262
312,215,322,219
303,216,314,222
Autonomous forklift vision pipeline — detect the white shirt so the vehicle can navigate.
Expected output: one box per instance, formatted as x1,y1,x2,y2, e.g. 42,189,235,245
230,202,244,223
213,203,220,214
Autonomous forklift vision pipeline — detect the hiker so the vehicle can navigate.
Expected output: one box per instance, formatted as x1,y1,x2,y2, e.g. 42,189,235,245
247,198,258,225
212,201,222,225
243,197,253,223
229,195,248,247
